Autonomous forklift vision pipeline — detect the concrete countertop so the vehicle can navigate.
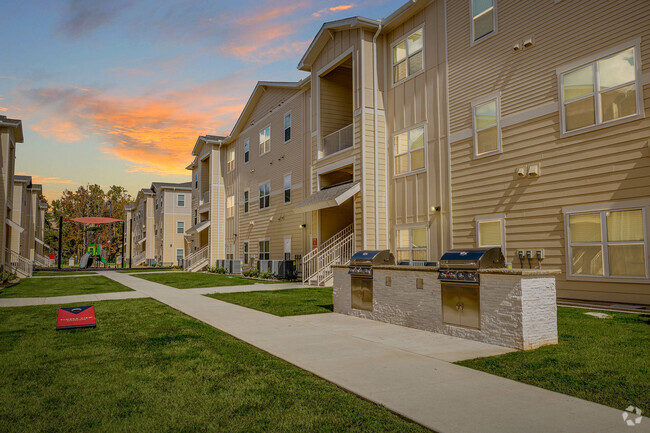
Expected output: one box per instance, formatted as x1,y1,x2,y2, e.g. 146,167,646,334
333,264,561,276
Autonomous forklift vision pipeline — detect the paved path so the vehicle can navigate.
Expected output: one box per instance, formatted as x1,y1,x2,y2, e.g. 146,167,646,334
0,291,147,307
98,272,646,433
31,273,100,278
186,282,305,295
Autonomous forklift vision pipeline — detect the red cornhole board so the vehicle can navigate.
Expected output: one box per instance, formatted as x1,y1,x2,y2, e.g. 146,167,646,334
56,306,96,330
49,253,55,260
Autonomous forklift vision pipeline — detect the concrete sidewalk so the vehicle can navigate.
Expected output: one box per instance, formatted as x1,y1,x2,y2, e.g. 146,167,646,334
0,291,148,307
101,271,647,433
186,282,305,295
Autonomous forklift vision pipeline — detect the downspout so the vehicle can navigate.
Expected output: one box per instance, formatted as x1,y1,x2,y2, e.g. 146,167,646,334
373,20,382,250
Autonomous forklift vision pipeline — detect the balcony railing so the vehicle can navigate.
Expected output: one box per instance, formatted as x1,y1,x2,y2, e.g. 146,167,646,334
5,248,33,277
322,123,353,158
200,190,210,205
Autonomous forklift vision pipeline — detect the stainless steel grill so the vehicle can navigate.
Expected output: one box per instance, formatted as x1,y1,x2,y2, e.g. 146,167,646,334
349,250,395,312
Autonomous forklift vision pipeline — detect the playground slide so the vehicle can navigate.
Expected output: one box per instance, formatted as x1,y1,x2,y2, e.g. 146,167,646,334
79,253,90,269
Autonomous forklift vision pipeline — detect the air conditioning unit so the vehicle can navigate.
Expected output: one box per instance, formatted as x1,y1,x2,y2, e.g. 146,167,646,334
257,260,271,273
231,260,243,275
277,260,297,279
270,260,281,275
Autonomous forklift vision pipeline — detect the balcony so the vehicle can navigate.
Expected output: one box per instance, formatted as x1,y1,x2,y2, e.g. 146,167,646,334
200,190,209,205
322,124,353,158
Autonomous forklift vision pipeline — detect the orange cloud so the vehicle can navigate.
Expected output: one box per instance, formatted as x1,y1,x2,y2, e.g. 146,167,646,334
234,2,309,25
31,119,86,142
16,172,75,184
313,4,356,17
0,107,7,112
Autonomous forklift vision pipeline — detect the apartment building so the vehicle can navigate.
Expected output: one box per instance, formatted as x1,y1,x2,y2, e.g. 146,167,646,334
123,203,134,265
151,181,191,266
12,175,48,264
129,188,155,266
445,0,650,304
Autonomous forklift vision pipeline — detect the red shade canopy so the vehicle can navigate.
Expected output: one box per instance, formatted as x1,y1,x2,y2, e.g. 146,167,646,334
65,217,122,224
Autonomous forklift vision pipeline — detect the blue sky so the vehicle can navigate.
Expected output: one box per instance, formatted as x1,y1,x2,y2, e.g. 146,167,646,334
0,0,403,201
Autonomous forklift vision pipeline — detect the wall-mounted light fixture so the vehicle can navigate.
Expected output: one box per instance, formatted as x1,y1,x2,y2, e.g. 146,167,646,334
300,224,307,228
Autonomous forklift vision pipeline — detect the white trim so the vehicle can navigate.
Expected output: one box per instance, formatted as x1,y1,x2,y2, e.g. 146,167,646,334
449,128,472,144
470,0,497,45
283,110,292,143
444,0,453,250
283,172,292,204
6,219,23,233
471,92,502,158
258,124,271,156
500,101,558,128
391,25,425,87
475,213,506,255
316,46,355,78
316,143,355,164
395,225,429,263
392,123,427,179
243,138,250,164
258,180,271,210
243,189,250,214
315,156,355,176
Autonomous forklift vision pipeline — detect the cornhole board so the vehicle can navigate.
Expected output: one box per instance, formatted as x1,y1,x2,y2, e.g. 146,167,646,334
56,306,96,330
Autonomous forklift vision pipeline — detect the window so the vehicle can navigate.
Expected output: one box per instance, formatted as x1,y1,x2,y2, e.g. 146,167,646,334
194,173,198,188
394,126,425,175
472,96,500,156
226,243,234,260
244,139,250,163
471,0,496,42
176,248,184,263
259,182,270,209
565,203,647,279
284,113,291,142
259,240,270,261
177,221,185,234
227,148,235,172
259,126,271,155
177,194,185,207
284,174,291,203
392,28,424,84
194,209,197,225
244,190,249,213
476,214,505,254
226,195,234,218
243,241,249,264
396,227,427,263
559,46,641,135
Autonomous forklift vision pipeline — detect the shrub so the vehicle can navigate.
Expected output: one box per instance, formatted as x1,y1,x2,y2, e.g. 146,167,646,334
0,270,17,283
259,271,274,279
242,268,260,278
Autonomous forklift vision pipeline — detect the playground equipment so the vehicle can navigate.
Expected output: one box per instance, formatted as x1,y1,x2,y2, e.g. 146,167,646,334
79,243,108,269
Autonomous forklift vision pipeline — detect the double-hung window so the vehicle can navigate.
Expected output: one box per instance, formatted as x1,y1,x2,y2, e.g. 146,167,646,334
564,202,648,280
227,148,235,172
194,173,198,188
243,241,249,264
472,96,500,157
226,195,234,218
471,0,496,42
244,139,250,163
559,45,641,135
284,113,291,142
194,209,197,225
284,174,291,203
259,182,270,209
177,194,185,207
476,214,505,254
394,125,425,175
177,221,185,234
259,126,271,155
243,190,249,213
396,227,428,263
259,240,270,261
176,248,184,263
392,28,423,84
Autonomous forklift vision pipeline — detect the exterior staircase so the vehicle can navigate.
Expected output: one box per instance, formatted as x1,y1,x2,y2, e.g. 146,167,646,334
34,253,54,267
132,250,147,267
5,248,33,278
184,245,209,272
302,225,354,286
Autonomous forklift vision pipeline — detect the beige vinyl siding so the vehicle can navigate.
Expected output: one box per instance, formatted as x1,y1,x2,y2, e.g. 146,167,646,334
247,88,298,127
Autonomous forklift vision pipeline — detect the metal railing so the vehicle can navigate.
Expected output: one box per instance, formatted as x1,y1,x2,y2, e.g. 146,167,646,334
322,123,353,157
34,253,55,267
184,245,208,271
132,250,147,266
302,224,354,285
5,249,33,277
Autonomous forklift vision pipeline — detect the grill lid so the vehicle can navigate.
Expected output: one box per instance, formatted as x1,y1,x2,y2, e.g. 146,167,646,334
439,247,504,269
349,250,395,266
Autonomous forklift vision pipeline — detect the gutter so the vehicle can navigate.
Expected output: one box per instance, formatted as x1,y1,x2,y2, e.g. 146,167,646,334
373,20,382,249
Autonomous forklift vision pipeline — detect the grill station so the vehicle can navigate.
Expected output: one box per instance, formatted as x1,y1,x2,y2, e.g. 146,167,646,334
349,250,395,311
438,248,505,330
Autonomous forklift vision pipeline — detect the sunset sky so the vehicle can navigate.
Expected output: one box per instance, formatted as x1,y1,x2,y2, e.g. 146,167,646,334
1,0,402,201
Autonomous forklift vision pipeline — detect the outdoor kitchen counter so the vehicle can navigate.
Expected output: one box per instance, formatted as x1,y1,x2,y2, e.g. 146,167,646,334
333,265,559,350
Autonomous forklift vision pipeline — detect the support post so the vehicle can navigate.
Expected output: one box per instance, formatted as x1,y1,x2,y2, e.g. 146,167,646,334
129,217,133,269
58,216,63,269
121,220,125,268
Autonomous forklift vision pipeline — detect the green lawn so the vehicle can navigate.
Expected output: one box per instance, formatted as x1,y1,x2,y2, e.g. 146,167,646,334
33,271,98,277
0,299,427,432
134,272,279,289
0,276,132,298
457,307,650,412
117,268,176,273
208,287,333,317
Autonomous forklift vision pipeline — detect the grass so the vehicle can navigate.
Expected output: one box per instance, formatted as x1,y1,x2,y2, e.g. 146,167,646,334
33,271,98,276
0,299,428,432
457,307,650,412
0,276,132,298
117,268,177,273
208,287,333,317
134,272,279,289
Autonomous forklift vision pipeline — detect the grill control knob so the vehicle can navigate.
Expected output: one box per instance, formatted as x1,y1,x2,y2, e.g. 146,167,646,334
457,271,464,279
466,272,475,281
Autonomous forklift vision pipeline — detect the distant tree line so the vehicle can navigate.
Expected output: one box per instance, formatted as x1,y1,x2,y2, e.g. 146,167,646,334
45,185,132,263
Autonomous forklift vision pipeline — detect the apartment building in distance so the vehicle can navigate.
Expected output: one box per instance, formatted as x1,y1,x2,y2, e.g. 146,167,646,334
151,181,192,266
12,176,49,265
128,188,155,266
185,0,649,304
445,0,650,304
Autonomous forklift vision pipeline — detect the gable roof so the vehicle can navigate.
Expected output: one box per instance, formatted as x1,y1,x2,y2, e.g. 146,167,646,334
151,181,192,192
191,135,227,158
14,175,32,185
0,115,24,143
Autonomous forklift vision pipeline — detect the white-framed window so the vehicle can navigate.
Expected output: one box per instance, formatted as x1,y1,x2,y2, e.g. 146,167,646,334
258,240,270,261
259,126,271,155
227,148,235,172
259,182,270,209
176,248,184,263
194,173,198,188
244,139,250,163
177,194,185,207
396,226,428,263
243,241,249,264
177,221,185,234
284,174,291,204
393,125,425,176
284,112,291,142
563,200,649,281
226,195,234,218
243,190,249,214
471,0,496,43
475,214,506,254
226,243,234,260
558,43,643,136
472,95,501,157
392,27,424,85
194,209,197,225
